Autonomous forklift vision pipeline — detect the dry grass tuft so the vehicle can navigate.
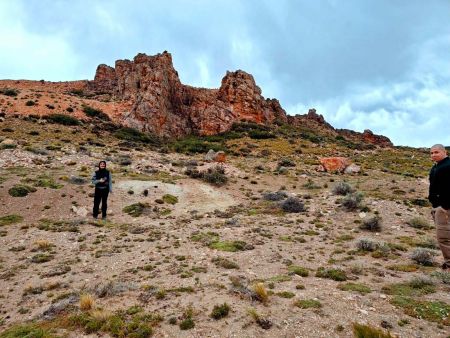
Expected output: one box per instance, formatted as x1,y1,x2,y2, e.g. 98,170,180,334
253,282,269,304
79,293,95,311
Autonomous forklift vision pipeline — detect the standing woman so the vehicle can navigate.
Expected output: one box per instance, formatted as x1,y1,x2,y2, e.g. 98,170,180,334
92,160,112,219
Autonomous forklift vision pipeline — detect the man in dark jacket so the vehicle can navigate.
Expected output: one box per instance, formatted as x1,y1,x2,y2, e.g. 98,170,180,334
92,160,113,219
428,144,450,270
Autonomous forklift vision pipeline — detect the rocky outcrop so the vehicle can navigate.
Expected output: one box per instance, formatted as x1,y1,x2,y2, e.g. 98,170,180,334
88,52,286,137
87,51,392,147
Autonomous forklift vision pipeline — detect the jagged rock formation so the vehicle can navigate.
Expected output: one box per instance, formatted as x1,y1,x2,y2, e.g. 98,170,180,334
88,51,392,147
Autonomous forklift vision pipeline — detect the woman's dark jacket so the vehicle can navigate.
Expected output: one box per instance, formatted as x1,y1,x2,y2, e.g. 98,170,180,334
91,169,113,192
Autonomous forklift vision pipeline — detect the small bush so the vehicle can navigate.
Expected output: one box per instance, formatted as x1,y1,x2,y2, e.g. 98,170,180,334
407,217,432,229
341,192,364,211
212,257,239,269
353,323,395,338
8,184,37,197
249,130,276,139
288,265,309,277
114,127,160,146
0,214,23,226
294,299,322,309
278,158,296,167
411,248,437,266
316,267,347,281
280,197,305,213
360,215,382,232
262,190,288,201
210,303,230,320
25,100,36,106
123,203,148,217
0,88,19,96
45,113,81,126
338,282,371,294
82,105,110,120
332,182,354,196
162,194,178,204
179,317,195,330
203,165,227,186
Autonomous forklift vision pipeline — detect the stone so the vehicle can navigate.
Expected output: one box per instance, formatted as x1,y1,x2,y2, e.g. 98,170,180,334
319,157,351,173
214,151,226,163
71,206,88,217
205,149,216,162
344,163,361,174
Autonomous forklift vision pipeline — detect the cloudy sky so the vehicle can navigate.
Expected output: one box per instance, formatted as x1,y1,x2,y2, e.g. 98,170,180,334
1,0,449,147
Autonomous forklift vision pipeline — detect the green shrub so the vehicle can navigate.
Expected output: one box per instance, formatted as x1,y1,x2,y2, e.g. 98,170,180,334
212,256,239,269
281,197,305,213
288,265,309,277
82,105,110,120
210,303,230,319
0,214,23,226
114,127,160,145
360,215,382,232
203,165,227,186
338,282,371,294
249,130,276,139
209,240,247,252
172,137,225,154
123,203,148,217
179,317,195,330
353,322,395,338
8,184,37,197
341,192,364,211
332,182,354,195
162,194,178,204
0,323,54,338
45,113,80,126
391,297,450,325
25,100,36,106
316,267,347,281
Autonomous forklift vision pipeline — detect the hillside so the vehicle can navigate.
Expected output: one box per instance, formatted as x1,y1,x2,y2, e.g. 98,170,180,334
0,56,449,337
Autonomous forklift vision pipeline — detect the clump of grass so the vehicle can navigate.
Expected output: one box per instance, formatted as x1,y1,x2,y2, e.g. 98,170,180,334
31,253,53,263
80,294,95,311
293,299,322,309
8,184,37,197
209,240,248,252
315,267,347,281
114,127,160,146
406,217,432,229
360,215,382,232
179,307,195,330
280,197,305,213
0,323,55,337
162,194,178,204
212,256,239,269
253,283,269,304
288,265,309,277
122,203,149,217
276,291,295,298
382,277,436,297
410,248,437,266
0,88,19,96
356,238,379,252
341,192,364,211
262,190,288,201
391,297,450,325
332,182,354,196
210,303,230,320
431,271,450,285
338,282,371,294
353,323,395,338
0,214,23,226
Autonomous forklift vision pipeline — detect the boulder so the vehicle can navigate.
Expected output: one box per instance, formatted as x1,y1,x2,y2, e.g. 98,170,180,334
319,157,351,173
205,149,216,162
214,151,226,163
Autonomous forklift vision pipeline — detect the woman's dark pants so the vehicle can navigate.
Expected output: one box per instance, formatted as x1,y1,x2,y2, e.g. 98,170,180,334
93,188,109,218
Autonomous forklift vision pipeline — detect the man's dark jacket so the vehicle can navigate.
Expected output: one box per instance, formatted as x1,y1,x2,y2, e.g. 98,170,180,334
428,156,450,209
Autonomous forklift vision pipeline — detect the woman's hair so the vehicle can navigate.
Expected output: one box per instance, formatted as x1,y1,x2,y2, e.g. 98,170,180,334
98,160,107,168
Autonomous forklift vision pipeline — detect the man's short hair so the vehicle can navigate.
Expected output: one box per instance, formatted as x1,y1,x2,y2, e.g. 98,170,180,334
431,144,446,151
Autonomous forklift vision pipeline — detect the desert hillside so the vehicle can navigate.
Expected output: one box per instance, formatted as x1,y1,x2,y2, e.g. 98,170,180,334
0,67,449,338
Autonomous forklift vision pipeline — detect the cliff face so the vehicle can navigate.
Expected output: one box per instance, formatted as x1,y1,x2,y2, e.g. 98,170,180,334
89,52,286,137
88,51,392,147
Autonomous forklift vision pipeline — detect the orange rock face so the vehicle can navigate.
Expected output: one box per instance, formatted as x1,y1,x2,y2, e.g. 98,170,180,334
88,52,287,137
319,157,352,173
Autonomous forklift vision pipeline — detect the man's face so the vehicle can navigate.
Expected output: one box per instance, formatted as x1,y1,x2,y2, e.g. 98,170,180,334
430,147,447,162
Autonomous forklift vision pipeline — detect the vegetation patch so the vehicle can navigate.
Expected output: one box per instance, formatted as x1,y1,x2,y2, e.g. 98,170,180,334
122,203,149,217
288,265,309,277
8,184,37,197
352,323,395,338
293,299,322,309
162,194,178,205
0,323,56,338
276,291,295,299
209,240,248,252
338,282,371,294
210,303,230,320
0,88,19,96
212,256,239,269
114,127,160,146
82,105,110,120
382,278,436,297
45,113,81,126
391,296,450,325
315,267,347,281
37,219,80,232
0,214,23,226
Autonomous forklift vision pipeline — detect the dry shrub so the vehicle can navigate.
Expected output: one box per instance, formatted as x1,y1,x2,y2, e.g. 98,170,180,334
79,293,95,311
253,283,269,304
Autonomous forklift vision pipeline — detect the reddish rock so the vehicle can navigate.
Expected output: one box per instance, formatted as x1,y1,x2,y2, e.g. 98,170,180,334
319,157,351,173
214,151,226,163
